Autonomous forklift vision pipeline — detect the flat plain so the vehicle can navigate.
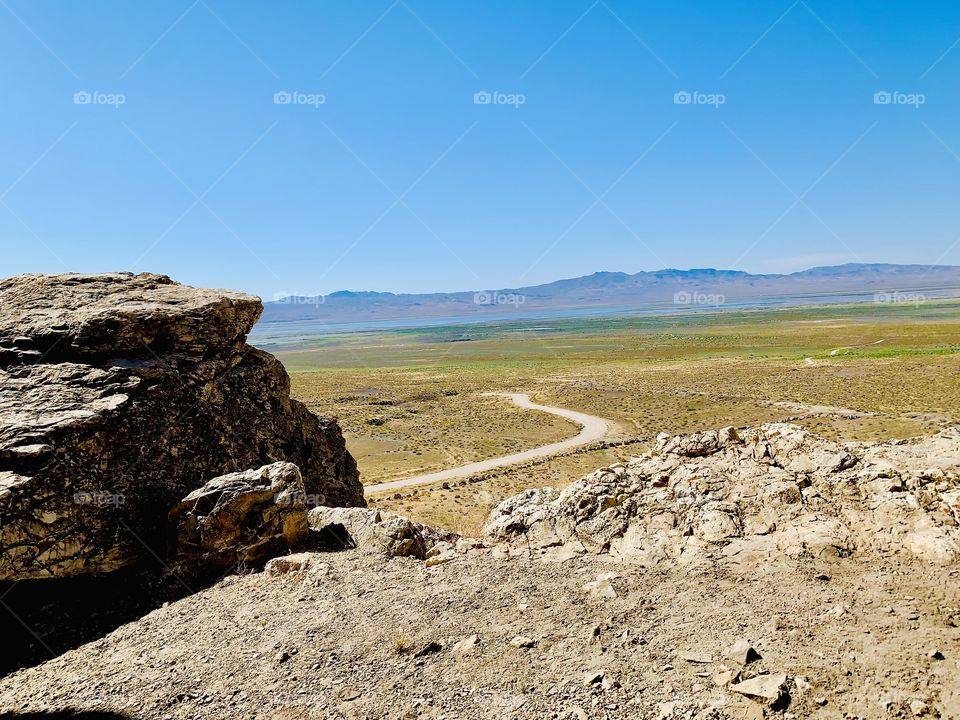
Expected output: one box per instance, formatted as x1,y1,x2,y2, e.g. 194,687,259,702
279,300,960,533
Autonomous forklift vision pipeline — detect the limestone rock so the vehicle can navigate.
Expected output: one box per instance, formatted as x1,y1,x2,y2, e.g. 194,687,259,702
0,272,259,362
168,463,309,575
308,507,456,559
728,673,789,706
485,423,960,567
0,272,363,581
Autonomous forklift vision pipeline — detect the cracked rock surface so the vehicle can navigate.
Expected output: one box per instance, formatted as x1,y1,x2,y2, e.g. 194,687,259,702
485,423,960,568
0,273,363,581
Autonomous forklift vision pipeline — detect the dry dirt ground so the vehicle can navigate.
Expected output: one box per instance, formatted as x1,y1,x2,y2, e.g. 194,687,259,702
1,544,957,720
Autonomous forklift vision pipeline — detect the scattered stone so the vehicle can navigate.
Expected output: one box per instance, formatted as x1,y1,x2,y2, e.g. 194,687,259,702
583,572,618,599
451,635,479,656
713,667,736,687
824,604,850,618
725,639,761,666
728,673,789,706
584,670,605,686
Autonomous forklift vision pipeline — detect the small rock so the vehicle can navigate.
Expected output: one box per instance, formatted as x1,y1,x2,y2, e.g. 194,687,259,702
583,572,618,599
927,649,945,660
712,665,735,687
584,670,605,686
510,636,536,648
452,634,479,656
728,673,789,706
824,604,849,619
724,639,761,666
909,700,928,716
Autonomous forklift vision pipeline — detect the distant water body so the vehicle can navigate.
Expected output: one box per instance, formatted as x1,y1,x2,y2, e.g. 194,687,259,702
249,288,960,350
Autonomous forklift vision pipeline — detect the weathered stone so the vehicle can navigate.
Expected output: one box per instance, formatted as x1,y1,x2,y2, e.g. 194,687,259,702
308,506,456,559
168,463,309,575
485,423,960,567
728,673,789,705
0,272,259,362
725,639,761,666
0,273,363,581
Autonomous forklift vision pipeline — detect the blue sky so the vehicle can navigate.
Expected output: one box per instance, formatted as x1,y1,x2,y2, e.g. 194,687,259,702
3,1,960,298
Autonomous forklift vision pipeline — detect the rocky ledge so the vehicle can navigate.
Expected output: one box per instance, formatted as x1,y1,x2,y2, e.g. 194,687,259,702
0,272,363,581
486,423,960,567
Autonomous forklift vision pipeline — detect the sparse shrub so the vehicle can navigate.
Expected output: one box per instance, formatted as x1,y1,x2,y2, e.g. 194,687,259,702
392,629,413,655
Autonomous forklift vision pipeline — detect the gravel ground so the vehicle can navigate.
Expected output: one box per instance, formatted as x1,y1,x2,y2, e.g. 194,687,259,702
1,544,957,720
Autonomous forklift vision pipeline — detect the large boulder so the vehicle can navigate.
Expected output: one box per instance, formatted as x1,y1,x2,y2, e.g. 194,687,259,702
486,423,960,567
168,462,309,576
0,272,363,581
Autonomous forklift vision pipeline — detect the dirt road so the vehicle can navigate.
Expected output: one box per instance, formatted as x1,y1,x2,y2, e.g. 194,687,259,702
365,392,610,494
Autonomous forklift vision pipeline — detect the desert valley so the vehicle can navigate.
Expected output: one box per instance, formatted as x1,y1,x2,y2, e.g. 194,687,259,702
1,270,958,720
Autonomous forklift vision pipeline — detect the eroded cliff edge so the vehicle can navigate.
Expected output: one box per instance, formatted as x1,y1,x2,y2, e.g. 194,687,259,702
0,272,363,581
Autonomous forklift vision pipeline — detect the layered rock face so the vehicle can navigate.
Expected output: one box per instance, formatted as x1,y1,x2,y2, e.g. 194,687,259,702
0,273,363,581
486,423,960,567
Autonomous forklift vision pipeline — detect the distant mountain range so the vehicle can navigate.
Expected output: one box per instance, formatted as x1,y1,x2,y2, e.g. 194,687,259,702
260,263,960,324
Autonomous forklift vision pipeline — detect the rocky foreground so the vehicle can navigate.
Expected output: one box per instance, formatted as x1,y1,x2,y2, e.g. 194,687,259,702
0,273,363,581
2,422,958,719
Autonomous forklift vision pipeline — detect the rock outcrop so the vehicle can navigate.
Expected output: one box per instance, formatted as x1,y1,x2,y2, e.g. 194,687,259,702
0,273,363,581
486,423,960,567
308,506,456,559
168,462,310,576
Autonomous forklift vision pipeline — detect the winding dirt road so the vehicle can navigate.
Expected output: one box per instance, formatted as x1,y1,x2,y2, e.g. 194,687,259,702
364,392,611,494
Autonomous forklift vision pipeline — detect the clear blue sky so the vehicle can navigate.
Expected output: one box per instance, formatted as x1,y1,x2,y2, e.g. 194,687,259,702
3,1,960,298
